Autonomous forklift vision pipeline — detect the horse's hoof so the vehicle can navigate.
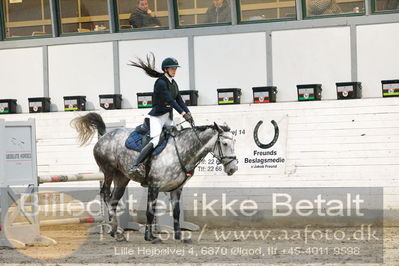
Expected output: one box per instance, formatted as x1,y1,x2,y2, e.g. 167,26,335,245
151,238,162,244
110,227,123,238
115,234,127,242
144,235,157,242
102,224,112,234
174,233,181,240
144,234,153,241
115,235,127,242
181,238,192,244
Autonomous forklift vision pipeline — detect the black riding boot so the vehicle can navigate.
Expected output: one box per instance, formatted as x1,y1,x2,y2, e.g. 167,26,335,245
128,142,154,179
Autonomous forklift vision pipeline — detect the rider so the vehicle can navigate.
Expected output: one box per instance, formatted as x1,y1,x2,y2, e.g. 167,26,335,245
128,55,194,178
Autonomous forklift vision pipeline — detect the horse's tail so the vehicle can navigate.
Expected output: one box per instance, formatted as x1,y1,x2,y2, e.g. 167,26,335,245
71,112,106,146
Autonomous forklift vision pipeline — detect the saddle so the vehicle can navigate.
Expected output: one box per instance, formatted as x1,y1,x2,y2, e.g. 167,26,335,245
125,118,173,155
125,118,194,188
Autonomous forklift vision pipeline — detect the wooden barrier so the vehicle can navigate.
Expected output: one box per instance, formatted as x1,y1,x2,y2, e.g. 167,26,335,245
1,217,103,229
38,172,104,183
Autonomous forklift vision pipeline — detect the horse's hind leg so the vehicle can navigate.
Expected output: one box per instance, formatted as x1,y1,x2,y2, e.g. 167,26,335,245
109,176,129,241
145,186,161,243
100,176,112,222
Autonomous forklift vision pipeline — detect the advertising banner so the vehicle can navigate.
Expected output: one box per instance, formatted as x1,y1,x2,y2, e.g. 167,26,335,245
197,113,288,176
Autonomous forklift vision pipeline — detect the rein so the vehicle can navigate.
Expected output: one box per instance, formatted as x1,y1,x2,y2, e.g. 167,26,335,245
170,121,203,179
170,121,237,187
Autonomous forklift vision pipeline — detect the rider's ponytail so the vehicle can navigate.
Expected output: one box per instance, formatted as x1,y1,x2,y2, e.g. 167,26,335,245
128,53,163,78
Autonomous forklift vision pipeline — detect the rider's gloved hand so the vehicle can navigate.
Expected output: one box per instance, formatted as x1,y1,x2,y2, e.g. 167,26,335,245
182,112,194,124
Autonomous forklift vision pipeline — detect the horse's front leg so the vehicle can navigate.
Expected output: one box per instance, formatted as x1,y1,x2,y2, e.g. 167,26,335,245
145,186,161,243
170,187,192,244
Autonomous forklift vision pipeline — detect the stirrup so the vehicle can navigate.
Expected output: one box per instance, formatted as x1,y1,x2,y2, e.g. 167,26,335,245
128,163,146,178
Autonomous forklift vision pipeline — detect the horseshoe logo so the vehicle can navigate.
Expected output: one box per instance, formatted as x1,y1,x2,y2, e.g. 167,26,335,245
253,120,279,149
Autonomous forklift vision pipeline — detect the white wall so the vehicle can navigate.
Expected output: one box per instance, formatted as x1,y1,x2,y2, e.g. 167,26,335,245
194,32,267,105
48,42,115,111
0,24,398,111
0,47,44,113
357,23,399,98
273,27,352,101
119,37,190,109
2,98,399,212
2,23,399,226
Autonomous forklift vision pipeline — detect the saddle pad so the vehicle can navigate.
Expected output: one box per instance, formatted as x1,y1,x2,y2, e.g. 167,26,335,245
125,131,169,155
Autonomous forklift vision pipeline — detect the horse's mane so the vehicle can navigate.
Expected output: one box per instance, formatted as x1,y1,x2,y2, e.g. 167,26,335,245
180,124,230,133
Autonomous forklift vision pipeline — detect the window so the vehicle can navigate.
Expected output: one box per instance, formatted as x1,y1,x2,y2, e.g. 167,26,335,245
1,0,52,38
58,0,109,34
305,0,365,16
239,0,297,22
175,0,232,26
117,0,168,30
373,0,399,11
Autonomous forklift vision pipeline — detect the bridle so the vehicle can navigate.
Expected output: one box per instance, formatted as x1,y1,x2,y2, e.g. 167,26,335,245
191,122,238,167
211,132,238,167
169,121,238,186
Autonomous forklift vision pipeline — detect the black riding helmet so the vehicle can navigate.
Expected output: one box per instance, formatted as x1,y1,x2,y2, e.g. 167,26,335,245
161,57,180,71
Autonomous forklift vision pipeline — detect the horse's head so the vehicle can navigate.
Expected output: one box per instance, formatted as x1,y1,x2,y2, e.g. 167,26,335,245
213,122,238,176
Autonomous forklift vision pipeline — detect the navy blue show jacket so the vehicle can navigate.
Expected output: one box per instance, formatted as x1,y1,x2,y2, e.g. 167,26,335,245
148,75,190,118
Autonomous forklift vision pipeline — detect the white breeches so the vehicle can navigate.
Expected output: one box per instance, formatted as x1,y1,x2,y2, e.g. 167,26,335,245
149,113,173,146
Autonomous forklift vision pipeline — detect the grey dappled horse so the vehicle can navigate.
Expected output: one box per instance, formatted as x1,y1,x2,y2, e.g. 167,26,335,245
72,113,238,243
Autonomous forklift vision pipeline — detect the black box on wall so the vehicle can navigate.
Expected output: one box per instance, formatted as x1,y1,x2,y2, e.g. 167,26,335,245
137,92,153,108
99,94,122,110
382,80,399,97
63,96,86,111
336,82,362,100
217,88,241,105
252,86,277,103
0,99,17,114
297,84,322,101
28,97,51,113
180,90,199,106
